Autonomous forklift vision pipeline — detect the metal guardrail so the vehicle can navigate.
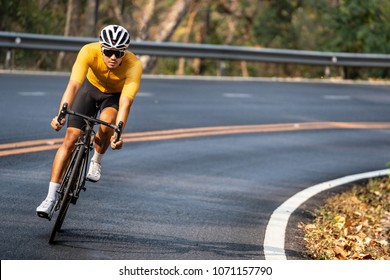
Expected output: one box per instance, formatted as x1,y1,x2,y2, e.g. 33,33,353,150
1,31,390,68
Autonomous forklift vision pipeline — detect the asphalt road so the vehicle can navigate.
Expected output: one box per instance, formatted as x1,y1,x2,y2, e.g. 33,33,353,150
1,73,390,260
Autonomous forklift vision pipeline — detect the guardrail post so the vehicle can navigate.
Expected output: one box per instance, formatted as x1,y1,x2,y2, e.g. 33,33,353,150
339,67,346,79
4,49,12,69
218,61,226,76
324,66,330,78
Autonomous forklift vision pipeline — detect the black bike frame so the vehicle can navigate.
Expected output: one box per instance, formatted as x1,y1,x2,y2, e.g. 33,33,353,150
48,102,123,243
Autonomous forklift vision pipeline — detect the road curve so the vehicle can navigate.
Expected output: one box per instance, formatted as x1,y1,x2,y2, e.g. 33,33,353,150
1,73,390,259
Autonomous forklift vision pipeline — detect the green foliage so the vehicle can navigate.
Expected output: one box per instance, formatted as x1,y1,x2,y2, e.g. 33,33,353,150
252,0,302,49
1,0,389,79
325,0,389,54
1,0,65,34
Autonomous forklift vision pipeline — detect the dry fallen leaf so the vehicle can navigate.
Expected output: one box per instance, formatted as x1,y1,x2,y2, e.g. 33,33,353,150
353,211,362,218
355,224,363,233
305,224,316,230
334,246,348,259
334,215,346,230
302,178,390,260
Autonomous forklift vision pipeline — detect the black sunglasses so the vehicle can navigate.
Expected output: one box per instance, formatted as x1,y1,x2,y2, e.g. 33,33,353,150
102,48,125,58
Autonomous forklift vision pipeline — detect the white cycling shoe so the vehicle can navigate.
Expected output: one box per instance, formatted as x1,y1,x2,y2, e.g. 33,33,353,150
86,160,101,182
36,198,57,219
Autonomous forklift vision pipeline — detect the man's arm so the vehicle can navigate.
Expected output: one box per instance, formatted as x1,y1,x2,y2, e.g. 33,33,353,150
111,58,142,149
116,95,134,130
51,79,82,131
110,95,133,150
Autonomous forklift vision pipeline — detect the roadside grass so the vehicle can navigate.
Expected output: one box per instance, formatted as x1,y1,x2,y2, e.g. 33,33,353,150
300,176,390,260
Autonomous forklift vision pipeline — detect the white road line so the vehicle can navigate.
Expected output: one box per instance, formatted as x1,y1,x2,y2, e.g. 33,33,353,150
137,92,154,97
263,168,389,260
18,91,47,96
323,95,351,100
223,93,252,98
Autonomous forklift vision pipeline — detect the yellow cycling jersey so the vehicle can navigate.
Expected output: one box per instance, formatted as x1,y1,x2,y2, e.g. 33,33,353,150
70,42,143,99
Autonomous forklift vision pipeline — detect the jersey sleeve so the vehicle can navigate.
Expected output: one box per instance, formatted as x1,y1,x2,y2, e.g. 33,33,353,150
121,59,143,99
70,44,93,84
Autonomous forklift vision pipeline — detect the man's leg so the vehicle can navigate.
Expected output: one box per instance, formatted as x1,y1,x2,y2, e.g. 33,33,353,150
36,128,82,218
95,107,118,154
51,128,82,183
87,107,118,182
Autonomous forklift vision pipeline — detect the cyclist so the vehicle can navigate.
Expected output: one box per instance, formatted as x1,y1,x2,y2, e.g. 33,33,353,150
36,25,143,219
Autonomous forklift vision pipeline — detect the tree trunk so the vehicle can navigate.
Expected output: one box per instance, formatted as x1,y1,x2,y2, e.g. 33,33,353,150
56,0,74,71
111,0,125,26
156,0,191,42
138,0,155,41
191,7,208,75
219,0,260,77
85,0,99,37
222,0,238,76
176,1,199,75
141,0,191,73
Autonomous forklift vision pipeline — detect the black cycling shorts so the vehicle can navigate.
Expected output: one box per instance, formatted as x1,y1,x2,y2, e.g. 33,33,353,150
67,79,121,130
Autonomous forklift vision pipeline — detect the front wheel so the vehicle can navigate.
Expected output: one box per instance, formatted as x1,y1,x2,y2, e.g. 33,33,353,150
49,145,85,244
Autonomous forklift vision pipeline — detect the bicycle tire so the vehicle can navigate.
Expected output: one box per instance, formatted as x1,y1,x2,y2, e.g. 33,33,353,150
49,145,85,243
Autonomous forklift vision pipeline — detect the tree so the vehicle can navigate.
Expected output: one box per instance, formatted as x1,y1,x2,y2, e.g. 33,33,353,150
324,0,389,78
252,0,302,49
56,0,74,70
137,0,156,41
1,0,389,79
176,0,200,75
85,0,100,37
140,0,192,72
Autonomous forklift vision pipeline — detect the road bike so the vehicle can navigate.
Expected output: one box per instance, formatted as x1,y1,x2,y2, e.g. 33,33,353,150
46,102,123,244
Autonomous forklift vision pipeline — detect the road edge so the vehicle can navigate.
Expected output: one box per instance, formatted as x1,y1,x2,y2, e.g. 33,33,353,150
263,168,390,260
1,69,390,85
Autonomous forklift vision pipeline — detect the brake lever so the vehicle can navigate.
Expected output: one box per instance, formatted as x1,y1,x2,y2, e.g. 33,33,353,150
114,121,124,143
57,103,68,123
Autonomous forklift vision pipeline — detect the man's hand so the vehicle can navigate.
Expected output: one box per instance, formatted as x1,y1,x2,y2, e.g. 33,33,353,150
110,135,123,150
51,116,65,131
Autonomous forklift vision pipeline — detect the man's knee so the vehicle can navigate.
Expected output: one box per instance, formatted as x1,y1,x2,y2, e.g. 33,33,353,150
100,107,117,122
62,128,81,149
99,108,117,134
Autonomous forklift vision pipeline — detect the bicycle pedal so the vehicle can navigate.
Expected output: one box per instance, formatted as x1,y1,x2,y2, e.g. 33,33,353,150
85,177,97,183
37,212,51,221
37,208,54,221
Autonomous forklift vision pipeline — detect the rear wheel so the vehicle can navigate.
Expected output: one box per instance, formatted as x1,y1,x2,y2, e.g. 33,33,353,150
49,145,85,244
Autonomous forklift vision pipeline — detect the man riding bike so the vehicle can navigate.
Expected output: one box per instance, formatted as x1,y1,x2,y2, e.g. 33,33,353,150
36,25,143,218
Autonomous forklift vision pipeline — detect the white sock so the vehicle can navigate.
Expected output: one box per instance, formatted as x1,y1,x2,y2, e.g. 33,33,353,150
47,182,60,200
91,149,103,164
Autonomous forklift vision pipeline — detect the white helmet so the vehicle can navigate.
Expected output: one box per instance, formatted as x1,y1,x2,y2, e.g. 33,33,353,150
99,25,130,50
